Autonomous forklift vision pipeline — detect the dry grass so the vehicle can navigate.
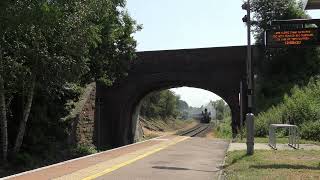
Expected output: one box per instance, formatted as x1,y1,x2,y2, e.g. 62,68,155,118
236,137,320,145
140,119,197,140
224,150,320,180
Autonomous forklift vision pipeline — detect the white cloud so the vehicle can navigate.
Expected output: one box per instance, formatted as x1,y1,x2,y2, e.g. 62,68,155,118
170,87,221,108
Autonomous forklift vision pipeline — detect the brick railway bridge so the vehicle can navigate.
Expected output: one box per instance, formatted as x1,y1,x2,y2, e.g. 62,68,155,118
94,46,261,148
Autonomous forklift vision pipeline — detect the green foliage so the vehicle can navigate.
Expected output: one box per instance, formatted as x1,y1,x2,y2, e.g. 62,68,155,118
177,99,188,111
255,105,284,136
212,100,230,120
214,117,232,139
176,99,189,120
251,0,320,112
255,78,320,141
251,0,307,43
0,0,139,167
249,0,320,143
12,152,34,167
140,90,180,120
71,145,98,157
86,0,141,84
300,119,320,141
216,100,226,120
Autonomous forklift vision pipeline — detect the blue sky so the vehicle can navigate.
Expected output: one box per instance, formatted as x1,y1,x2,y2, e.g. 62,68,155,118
127,0,247,51
127,1,319,107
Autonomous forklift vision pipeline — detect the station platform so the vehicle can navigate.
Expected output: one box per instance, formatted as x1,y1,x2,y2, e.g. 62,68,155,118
4,135,229,180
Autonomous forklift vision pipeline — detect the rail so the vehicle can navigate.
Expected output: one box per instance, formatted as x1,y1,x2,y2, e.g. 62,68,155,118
178,123,211,137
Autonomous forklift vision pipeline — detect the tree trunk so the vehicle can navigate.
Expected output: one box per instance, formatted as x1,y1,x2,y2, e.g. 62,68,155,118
13,76,36,154
0,48,8,161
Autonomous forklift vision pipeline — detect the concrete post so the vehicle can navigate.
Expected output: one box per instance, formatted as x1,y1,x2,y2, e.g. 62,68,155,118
246,113,254,155
244,0,255,155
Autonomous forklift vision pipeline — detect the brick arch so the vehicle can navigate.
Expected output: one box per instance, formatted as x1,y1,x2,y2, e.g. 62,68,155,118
94,46,258,149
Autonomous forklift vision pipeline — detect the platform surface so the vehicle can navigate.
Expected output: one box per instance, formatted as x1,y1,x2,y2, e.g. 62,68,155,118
4,136,229,180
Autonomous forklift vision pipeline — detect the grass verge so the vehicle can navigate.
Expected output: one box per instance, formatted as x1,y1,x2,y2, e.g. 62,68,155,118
212,117,320,145
224,150,320,180
235,137,320,145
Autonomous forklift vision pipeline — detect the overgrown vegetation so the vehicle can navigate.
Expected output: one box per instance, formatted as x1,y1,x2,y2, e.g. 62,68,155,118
256,78,320,141
211,100,232,139
213,117,232,139
70,145,98,157
215,78,320,143
247,0,320,143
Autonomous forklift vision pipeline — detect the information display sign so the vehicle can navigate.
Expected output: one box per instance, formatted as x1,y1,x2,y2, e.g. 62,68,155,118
266,28,320,48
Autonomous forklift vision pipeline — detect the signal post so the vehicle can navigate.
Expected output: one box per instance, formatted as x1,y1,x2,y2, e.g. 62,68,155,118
242,0,255,155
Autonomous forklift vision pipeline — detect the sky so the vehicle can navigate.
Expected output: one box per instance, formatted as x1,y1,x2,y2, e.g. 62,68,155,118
170,87,221,108
126,0,319,107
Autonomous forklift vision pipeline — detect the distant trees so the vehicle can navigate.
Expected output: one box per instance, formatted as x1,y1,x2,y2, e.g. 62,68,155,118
177,99,189,112
140,90,184,121
0,0,139,161
212,100,230,120
177,99,189,120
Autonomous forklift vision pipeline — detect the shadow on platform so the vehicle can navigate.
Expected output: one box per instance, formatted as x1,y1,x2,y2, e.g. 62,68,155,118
152,166,219,173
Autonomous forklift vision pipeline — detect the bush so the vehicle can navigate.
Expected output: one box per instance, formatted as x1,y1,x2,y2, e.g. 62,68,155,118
71,145,98,157
12,153,35,167
255,77,320,142
255,105,284,137
214,117,232,139
300,120,320,141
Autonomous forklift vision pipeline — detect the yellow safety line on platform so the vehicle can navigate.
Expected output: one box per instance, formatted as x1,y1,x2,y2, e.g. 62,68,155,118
81,136,190,180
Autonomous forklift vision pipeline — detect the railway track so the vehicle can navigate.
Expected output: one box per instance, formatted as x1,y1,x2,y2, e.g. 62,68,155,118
178,123,212,137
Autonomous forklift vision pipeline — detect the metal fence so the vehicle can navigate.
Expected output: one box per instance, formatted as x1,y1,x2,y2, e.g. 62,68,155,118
269,124,300,150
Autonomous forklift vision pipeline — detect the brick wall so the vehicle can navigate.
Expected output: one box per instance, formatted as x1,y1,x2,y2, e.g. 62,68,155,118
68,84,96,147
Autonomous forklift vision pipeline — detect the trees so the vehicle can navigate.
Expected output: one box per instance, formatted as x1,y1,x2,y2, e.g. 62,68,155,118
0,0,139,161
85,0,141,84
177,99,189,120
251,0,306,43
158,90,179,119
0,49,8,161
177,99,189,112
212,100,230,120
4,0,93,154
251,0,320,112
140,90,180,120
250,0,320,141
0,0,19,162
